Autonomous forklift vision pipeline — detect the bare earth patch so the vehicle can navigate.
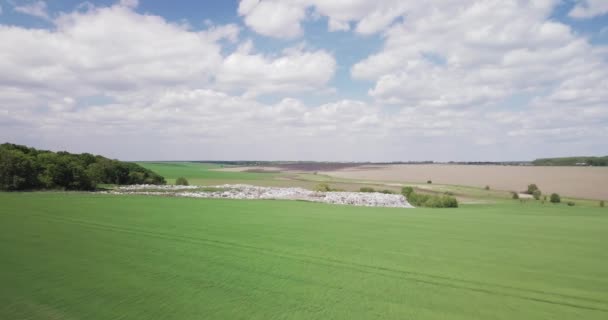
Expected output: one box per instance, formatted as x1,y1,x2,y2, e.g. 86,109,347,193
320,164,608,200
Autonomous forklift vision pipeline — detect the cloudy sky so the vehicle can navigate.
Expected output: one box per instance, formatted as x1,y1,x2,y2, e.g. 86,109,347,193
1,0,607,161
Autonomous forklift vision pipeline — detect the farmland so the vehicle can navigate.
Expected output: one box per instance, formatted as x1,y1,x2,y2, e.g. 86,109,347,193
2,192,608,319
317,164,608,200
2,161,607,319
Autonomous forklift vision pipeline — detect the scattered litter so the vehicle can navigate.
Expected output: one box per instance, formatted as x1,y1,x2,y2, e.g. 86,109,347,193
106,184,413,208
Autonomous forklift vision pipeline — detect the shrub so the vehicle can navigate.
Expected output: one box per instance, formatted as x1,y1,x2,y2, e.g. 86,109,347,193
484,185,490,190
601,200,605,208
314,183,332,192
427,180,432,184
175,177,189,186
512,192,519,199
401,186,414,197
401,187,457,208
527,184,540,195
379,189,394,194
532,189,541,200
550,193,561,203
359,187,375,193
567,201,575,206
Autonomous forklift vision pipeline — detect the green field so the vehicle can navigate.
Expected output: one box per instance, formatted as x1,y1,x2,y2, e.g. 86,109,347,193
1,192,607,319
136,162,276,185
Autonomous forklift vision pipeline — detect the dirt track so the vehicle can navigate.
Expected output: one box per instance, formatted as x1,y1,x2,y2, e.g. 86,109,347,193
321,164,608,200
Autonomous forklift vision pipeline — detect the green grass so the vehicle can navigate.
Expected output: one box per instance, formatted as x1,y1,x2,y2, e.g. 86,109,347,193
1,192,607,319
136,162,276,185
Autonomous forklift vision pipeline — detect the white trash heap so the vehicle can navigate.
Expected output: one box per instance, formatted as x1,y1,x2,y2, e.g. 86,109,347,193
109,184,413,208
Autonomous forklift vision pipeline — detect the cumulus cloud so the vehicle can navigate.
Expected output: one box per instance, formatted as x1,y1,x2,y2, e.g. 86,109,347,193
13,0,50,20
1,0,607,161
569,0,608,18
351,0,606,109
0,3,333,99
238,0,307,39
217,42,336,96
238,0,410,37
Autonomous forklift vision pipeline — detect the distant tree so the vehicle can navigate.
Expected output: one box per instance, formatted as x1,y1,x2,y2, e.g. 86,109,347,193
359,187,375,193
402,186,414,197
512,192,519,199
314,183,332,192
550,193,561,204
175,177,189,186
527,184,539,194
532,189,542,200
484,185,490,190
566,201,575,206
379,189,394,194
600,201,605,208
427,180,432,184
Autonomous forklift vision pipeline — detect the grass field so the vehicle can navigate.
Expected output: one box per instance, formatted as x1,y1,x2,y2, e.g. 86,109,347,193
136,162,276,185
1,192,607,319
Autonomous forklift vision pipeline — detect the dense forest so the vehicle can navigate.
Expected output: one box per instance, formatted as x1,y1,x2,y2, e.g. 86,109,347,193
0,143,165,191
532,156,608,166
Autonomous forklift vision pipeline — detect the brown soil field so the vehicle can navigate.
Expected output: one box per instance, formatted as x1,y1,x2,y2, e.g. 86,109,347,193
320,164,608,200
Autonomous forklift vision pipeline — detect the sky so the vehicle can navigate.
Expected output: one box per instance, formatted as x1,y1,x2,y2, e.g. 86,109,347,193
0,0,607,161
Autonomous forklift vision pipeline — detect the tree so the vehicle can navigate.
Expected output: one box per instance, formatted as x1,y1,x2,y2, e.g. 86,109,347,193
532,189,541,200
527,184,539,194
550,193,561,204
600,201,605,208
175,177,189,186
512,192,519,199
402,186,414,197
359,187,375,193
0,148,37,190
0,143,165,191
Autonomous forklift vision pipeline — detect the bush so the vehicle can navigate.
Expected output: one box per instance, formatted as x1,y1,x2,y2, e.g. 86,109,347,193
567,201,575,206
601,201,605,208
550,193,561,203
379,189,394,194
532,189,541,200
401,187,458,208
427,180,432,184
175,177,189,186
527,184,539,194
359,187,375,193
401,186,414,197
314,183,332,192
484,185,490,190
512,192,519,199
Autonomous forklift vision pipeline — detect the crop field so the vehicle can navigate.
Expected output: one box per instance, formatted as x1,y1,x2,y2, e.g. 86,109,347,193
318,164,608,200
1,192,607,319
136,162,276,185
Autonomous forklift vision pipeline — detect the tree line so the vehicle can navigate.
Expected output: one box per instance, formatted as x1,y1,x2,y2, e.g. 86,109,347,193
532,156,608,166
0,143,165,191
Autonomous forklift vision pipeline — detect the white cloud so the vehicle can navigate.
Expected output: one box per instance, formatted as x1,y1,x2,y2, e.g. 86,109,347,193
569,0,608,18
13,0,50,20
351,0,604,110
217,43,336,96
238,0,410,37
0,3,331,99
1,0,607,161
238,0,307,39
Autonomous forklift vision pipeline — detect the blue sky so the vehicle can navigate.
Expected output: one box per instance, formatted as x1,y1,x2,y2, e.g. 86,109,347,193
0,0,607,161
